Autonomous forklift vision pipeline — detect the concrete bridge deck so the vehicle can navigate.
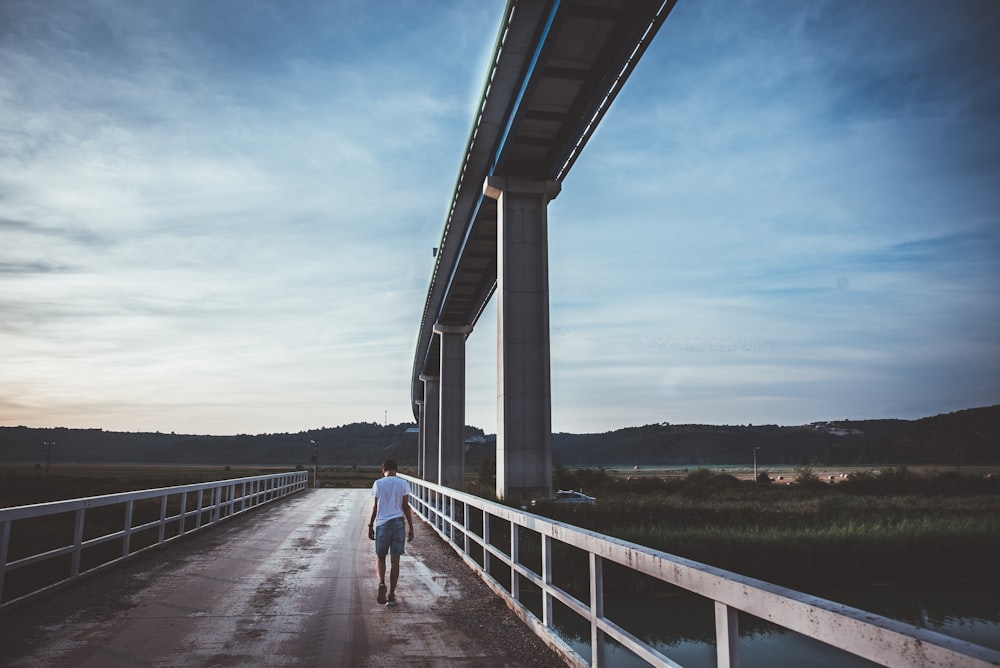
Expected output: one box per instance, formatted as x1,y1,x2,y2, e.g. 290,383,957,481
0,489,566,667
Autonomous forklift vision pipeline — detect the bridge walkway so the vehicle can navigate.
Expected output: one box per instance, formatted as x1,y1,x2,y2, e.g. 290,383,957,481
0,489,566,668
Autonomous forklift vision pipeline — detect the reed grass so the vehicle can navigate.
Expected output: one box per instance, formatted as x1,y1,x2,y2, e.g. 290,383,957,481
533,468,1000,591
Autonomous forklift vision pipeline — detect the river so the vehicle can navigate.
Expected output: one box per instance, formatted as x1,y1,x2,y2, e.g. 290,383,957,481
553,579,1000,667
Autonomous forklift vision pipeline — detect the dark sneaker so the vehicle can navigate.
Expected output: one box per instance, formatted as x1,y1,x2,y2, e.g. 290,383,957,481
377,583,387,605
386,594,397,606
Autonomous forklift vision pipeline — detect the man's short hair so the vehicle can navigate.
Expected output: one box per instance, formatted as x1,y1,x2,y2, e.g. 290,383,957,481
382,459,398,472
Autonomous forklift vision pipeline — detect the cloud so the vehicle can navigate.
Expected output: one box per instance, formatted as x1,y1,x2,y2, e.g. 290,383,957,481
0,0,503,432
0,261,73,275
1,1,997,434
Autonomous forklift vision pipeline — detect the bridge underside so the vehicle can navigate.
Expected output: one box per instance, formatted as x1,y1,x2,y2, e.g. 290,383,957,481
413,0,677,500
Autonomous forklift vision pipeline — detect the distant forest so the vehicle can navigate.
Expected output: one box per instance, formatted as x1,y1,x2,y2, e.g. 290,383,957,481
1,405,998,469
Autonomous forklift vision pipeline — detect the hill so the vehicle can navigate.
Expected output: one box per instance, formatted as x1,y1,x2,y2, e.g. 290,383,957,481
1,406,997,468
551,406,1000,467
0,422,432,468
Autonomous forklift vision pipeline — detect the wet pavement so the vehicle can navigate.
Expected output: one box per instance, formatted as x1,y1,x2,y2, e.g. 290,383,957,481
0,488,568,667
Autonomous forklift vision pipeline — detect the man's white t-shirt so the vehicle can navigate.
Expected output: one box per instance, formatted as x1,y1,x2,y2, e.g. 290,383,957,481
371,475,411,527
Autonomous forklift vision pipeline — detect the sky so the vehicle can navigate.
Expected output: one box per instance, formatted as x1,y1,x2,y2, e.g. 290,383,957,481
1,1,998,436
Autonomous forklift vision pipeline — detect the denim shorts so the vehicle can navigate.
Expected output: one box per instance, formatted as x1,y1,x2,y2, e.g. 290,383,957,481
374,517,406,557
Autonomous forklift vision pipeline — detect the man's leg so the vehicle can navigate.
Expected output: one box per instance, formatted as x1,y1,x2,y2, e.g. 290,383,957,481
387,518,405,598
376,554,388,603
388,555,400,596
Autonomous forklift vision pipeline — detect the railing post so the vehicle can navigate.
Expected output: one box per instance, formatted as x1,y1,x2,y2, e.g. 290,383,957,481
178,492,187,535
591,553,606,667
71,508,85,577
0,519,10,603
210,486,219,524
158,495,168,544
510,522,520,601
196,489,204,529
541,534,553,628
122,500,134,556
449,496,456,544
461,501,470,554
482,508,491,574
715,601,741,668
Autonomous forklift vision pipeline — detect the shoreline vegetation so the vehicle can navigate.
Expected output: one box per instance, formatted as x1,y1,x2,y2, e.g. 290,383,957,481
513,465,1000,596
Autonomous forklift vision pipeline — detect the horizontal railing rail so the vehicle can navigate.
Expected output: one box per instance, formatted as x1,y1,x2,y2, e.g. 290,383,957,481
403,474,1000,668
0,470,308,610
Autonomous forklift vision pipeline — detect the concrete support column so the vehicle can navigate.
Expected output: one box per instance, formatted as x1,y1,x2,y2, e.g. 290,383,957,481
419,374,440,483
434,324,472,489
415,399,425,478
483,176,560,501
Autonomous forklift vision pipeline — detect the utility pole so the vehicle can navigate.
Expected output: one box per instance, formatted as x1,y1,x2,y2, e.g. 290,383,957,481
43,441,54,475
310,440,318,489
753,446,760,482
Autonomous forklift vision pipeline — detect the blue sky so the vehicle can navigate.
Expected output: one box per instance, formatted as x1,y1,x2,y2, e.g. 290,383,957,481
2,1,998,435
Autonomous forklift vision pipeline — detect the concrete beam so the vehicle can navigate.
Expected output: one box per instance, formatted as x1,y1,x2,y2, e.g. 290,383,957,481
415,399,425,478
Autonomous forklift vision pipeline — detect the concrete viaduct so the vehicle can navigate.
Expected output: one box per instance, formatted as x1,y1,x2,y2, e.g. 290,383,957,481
411,0,678,500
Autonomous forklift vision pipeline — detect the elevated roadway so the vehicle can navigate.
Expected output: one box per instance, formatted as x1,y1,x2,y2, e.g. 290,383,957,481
412,0,677,499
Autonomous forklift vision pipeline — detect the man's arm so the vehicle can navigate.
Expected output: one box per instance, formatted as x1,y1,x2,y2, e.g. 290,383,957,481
368,498,378,539
402,495,415,542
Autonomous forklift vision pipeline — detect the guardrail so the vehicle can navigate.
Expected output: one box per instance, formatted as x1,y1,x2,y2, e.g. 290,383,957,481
0,471,308,609
404,474,1000,668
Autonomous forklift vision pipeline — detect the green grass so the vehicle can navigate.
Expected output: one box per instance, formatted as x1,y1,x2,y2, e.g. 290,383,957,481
528,468,1000,592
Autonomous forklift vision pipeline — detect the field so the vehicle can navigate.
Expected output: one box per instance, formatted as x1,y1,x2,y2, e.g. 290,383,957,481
595,463,1000,484
0,463,385,508
522,464,1000,595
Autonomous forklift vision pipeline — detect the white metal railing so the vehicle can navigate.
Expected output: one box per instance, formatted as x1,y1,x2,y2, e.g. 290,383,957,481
403,475,1000,668
0,471,308,609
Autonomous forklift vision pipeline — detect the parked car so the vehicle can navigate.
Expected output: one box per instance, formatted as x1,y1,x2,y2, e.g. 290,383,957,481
531,490,596,507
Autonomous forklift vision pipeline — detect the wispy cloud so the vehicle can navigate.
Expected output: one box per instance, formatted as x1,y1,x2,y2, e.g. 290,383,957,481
1,1,998,434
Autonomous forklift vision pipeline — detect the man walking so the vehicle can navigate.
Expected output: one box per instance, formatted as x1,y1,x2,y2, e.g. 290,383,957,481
369,459,415,606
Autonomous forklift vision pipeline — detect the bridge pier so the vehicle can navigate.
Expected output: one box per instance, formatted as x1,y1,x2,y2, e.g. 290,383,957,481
419,374,440,482
415,399,425,478
434,324,472,489
484,176,560,501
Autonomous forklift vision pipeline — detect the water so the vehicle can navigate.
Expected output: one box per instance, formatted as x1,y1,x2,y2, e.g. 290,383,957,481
554,580,1000,667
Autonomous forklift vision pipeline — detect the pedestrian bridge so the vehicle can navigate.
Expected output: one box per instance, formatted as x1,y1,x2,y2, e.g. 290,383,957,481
0,480,565,667
2,472,997,667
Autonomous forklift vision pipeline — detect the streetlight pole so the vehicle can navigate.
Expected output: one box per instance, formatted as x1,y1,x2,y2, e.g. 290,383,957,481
43,441,54,475
310,440,318,489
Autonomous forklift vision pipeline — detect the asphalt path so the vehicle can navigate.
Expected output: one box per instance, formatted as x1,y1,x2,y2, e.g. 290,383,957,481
0,488,568,667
